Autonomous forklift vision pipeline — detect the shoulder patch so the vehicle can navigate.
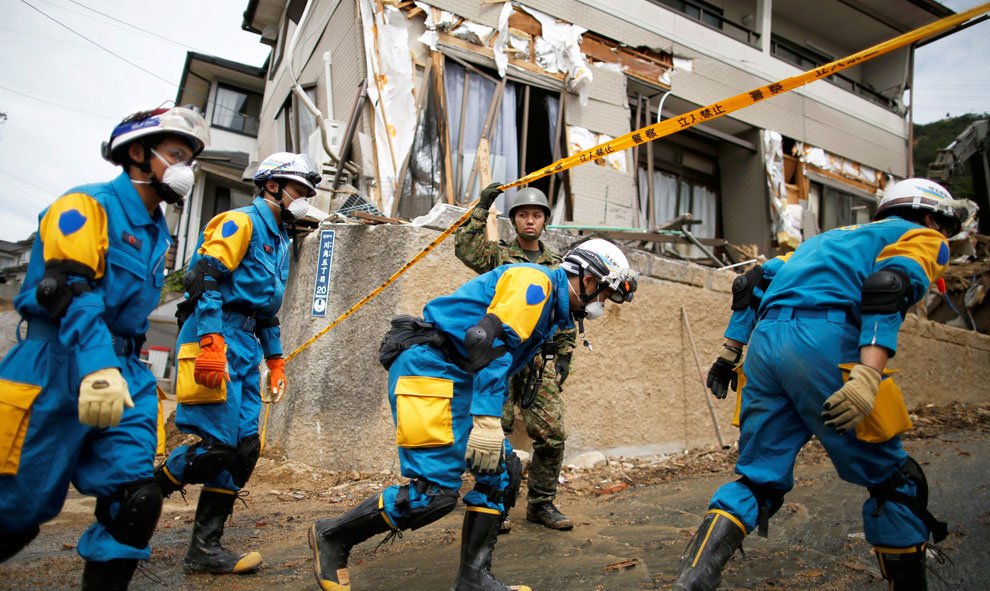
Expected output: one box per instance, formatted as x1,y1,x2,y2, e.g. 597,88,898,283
221,219,239,238
58,209,87,236
937,242,949,266
525,283,546,305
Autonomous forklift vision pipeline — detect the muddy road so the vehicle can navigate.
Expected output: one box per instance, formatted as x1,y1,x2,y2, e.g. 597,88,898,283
3,404,989,590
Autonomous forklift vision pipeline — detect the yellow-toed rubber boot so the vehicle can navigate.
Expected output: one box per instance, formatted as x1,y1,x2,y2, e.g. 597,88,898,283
671,510,746,591
183,488,262,574
309,493,396,591
451,507,531,591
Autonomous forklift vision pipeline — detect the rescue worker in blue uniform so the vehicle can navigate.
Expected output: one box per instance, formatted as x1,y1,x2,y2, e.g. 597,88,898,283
153,152,321,575
308,238,638,591
670,178,964,591
0,105,210,590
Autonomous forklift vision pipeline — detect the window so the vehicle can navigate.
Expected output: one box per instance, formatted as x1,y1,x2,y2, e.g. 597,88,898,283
211,84,262,136
817,183,874,231
275,87,320,154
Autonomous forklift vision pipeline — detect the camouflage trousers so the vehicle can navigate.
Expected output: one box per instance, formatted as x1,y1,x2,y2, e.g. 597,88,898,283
502,360,566,505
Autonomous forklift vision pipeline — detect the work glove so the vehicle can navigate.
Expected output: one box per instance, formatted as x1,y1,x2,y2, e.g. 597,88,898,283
555,353,572,387
478,182,503,211
822,364,882,433
465,415,505,474
79,368,134,428
194,333,227,389
263,357,287,404
707,344,742,399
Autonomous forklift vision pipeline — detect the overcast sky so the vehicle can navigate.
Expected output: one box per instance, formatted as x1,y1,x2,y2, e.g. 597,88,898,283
0,0,988,243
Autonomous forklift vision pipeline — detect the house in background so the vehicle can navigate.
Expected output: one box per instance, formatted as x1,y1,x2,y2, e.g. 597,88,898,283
167,51,267,273
0,235,34,300
241,0,951,257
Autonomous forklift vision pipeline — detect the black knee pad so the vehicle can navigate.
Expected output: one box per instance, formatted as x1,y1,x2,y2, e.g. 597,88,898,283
182,438,237,484
95,479,163,549
737,476,786,538
0,525,40,563
504,452,523,510
869,456,948,543
228,434,261,489
392,479,459,531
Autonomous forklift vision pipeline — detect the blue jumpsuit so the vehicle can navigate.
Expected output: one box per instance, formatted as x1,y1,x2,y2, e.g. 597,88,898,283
710,216,950,548
161,197,287,493
0,172,170,561
380,264,573,523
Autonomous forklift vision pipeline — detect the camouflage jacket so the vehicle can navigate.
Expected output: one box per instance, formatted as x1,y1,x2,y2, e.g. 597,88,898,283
454,207,577,358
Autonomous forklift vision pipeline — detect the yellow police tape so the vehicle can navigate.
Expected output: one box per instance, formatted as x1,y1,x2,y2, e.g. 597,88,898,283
277,2,988,368
504,2,990,189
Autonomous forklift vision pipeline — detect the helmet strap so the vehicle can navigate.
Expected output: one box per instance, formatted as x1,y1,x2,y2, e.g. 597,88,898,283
128,143,184,206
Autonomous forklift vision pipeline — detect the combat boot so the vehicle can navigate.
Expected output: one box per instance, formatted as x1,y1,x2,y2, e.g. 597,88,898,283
81,559,138,591
672,510,746,591
183,489,262,574
875,544,927,590
526,501,573,530
309,493,395,591
451,508,531,591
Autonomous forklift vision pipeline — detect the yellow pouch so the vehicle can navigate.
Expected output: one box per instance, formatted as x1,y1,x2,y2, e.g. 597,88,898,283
394,376,454,448
732,365,746,428
0,379,43,475
838,363,913,443
175,342,227,405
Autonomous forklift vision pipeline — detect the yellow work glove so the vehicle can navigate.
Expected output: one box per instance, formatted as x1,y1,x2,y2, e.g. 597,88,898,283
262,357,287,403
465,415,505,474
79,368,134,428
821,364,882,433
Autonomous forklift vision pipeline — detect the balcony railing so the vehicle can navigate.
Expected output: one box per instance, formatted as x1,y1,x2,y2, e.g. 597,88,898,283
648,0,761,47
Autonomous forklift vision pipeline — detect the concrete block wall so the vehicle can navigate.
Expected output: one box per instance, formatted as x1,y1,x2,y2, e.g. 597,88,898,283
269,206,990,471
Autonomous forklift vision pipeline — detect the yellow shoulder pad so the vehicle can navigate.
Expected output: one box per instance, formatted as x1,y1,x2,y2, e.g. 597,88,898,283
198,211,253,271
487,266,552,341
39,193,108,279
876,228,948,282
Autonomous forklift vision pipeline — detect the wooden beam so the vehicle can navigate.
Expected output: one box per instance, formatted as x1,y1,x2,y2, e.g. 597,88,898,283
432,51,455,205
507,10,541,37
438,34,565,83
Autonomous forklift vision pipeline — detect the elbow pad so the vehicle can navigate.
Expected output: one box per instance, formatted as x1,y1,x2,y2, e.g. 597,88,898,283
183,258,225,301
731,265,765,311
35,260,94,320
463,313,506,372
861,269,911,315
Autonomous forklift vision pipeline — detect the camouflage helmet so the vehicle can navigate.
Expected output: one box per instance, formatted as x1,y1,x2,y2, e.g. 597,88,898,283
508,187,551,219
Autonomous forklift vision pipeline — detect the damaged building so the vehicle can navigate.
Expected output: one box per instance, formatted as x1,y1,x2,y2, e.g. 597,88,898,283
213,0,990,471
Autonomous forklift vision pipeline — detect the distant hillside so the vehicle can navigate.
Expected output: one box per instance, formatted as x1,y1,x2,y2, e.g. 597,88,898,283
913,113,988,200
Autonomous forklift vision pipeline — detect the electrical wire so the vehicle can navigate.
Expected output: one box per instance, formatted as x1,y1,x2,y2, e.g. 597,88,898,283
0,84,118,120
0,169,61,200
64,0,210,53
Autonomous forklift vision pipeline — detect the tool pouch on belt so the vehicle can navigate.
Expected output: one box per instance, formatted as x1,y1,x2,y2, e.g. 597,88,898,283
838,362,912,443
175,341,227,404
0,378,43,475
379,315,448,370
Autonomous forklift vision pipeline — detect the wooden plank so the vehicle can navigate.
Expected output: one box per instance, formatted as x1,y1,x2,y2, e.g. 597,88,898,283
507,10,541,37
591,230,728,246
477,137,492,187
438,34,565,83
432,50,455,205
350,211,407,224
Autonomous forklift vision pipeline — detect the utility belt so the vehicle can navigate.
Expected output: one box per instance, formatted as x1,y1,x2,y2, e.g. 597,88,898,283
379,315,469,372
176,299,279,336
25,317,145,358
520,342,559,409
761,306,858,326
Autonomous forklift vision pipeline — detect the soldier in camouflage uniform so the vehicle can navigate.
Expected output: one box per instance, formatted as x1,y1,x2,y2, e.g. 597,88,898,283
454,182,576,530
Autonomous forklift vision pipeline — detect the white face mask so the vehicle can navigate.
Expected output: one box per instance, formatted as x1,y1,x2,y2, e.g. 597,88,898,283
151,149,195,197
584,299,605,320
285,197,310,220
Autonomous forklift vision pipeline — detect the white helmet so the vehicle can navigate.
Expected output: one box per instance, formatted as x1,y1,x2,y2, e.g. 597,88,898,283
876,177,965,235
562,238,638,303
253,152,322,197
102,105,209,164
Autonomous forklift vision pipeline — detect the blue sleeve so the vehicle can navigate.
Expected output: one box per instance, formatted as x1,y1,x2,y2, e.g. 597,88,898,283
723,256,788,344
257,322,283,358
470,347,513,417
193,254,230,337
61,281,120,377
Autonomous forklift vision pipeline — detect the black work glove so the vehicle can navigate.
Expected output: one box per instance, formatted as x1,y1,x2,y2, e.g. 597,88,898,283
478,182,503,211
706,344,742,399
555,353,572,387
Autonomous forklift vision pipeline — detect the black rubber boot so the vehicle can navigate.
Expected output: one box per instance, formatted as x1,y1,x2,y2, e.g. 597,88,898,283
672,510,747,591
526,501,574,530
0,525,39,563
451,508,531,591
183,489,262,574
81,559,138,591
308,493,395,591
875,544,927,590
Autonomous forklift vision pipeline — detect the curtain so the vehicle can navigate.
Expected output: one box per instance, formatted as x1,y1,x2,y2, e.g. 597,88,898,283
636,168,678,228
212,87,242,130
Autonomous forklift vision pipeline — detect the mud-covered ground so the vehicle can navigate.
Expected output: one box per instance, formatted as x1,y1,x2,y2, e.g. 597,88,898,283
3,403,989,591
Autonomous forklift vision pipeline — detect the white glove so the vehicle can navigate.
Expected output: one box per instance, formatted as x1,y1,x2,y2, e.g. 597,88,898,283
822,364,881,433
465,415,505,474
79,368,134,428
